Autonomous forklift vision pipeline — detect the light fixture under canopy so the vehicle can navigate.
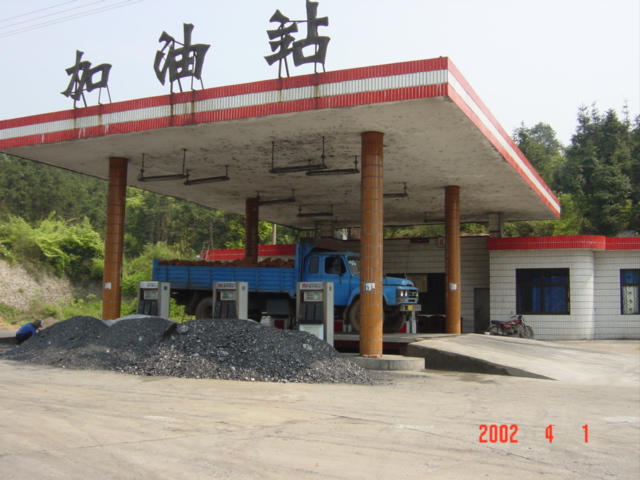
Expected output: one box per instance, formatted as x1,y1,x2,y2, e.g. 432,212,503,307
297,205,334,218
269,138,328,174
137,149,189,182
306,156,359,176
384,182,409,199
184,165,230,185
257,190,296,206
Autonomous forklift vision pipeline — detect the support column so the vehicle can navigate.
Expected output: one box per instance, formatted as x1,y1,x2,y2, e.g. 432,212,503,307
245,197,259,263
360,132,384,358
102,157,128,320
445,186,461,334
488,212,504,238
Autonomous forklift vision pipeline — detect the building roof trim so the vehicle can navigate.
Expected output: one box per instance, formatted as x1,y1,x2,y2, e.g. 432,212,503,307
487,236,640,251
0,57,561,221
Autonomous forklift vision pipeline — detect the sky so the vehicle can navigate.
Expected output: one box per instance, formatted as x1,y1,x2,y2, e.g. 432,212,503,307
0,0,638,146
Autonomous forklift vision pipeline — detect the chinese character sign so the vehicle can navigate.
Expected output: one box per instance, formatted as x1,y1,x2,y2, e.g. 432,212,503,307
265,9,299,77
61,50,112,107
57,7,331,106
154,23,210,92
292,0,330,68
265,0,330,77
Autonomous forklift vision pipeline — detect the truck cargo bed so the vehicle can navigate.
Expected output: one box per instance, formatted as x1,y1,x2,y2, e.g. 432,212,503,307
153,260,297,295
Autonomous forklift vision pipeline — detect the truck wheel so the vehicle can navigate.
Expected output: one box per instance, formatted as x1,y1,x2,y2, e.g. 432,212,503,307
349,301,406,334
383,311,405,334
348,298,361,333
195,297,213,319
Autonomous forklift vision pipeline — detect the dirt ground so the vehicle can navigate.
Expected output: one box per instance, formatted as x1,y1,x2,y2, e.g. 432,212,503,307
1,341,638,480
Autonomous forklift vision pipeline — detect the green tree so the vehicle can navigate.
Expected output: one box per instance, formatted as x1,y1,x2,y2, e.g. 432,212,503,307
0,213,103,280
270,224,300,244
385,224,445,238
513,122,564,189
507,123,580,236
0,154,107,230
124,189,175,250
560,106,634,235
124,188,250,256
33,215,104,280
121,242,183,296
0,215,39,264
219,219,296,249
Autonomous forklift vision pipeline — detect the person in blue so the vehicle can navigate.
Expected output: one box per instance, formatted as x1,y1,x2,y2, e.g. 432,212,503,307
15,319,42,345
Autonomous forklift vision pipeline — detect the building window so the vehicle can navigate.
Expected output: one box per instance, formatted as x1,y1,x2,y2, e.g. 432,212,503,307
621,269,640,315
516,268,570,314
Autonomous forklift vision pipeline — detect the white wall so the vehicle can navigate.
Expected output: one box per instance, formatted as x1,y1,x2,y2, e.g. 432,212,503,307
490,249,596,341
594,251,640,339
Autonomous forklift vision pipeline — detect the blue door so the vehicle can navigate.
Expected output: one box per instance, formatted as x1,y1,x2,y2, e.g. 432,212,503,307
303,255,351,306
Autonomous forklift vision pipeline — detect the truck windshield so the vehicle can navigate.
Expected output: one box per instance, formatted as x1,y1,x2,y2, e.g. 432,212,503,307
347,256,360,275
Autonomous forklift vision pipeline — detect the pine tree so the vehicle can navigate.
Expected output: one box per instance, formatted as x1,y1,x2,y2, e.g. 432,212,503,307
562,106,634,235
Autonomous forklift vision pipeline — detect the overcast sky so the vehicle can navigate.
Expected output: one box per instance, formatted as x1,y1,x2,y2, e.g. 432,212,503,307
1,0,638,145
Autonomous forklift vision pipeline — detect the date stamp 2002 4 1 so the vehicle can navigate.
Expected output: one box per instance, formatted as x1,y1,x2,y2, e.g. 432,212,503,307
479,424,589,443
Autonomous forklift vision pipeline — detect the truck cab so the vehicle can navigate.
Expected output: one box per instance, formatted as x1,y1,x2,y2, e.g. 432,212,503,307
300,247,419,333
301,252,358,306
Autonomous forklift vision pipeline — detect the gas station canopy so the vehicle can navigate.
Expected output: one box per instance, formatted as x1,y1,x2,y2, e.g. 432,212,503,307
0,57,560,230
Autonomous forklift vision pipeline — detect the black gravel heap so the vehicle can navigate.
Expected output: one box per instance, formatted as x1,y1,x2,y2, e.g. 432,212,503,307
4,316,377,384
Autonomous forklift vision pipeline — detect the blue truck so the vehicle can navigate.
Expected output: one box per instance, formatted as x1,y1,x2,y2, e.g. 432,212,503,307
152,241,420,333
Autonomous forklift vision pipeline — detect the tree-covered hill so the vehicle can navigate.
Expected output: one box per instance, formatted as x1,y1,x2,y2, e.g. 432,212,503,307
512,106,639,237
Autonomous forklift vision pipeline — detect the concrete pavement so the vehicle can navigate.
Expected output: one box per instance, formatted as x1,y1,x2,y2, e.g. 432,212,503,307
406,335,640,384
1,341,639,480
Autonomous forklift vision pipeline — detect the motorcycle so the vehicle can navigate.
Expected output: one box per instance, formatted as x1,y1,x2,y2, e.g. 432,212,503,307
487,314,534,339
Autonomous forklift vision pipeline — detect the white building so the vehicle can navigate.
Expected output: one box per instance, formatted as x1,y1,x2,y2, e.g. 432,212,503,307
348,235,640,341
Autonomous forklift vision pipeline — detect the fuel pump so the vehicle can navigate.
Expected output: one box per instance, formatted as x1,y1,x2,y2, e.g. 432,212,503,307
213,282,248,319
296,281,334,346
137,281,171,318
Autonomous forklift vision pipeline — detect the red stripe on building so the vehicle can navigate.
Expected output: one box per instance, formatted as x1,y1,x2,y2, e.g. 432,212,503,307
1,58,451,131
487,236,640,251
1,83,449,146
606,237,640,250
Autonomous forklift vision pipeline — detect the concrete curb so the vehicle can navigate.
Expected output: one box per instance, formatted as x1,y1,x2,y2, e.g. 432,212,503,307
343,353,424,371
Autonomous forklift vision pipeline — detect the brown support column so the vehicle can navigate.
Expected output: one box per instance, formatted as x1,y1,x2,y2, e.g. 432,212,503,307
102,157,128,320
445,185,461,334
245,197,259,263
359,132,384,357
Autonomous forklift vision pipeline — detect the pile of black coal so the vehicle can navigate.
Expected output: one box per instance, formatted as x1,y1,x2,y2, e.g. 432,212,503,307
4,316,377,384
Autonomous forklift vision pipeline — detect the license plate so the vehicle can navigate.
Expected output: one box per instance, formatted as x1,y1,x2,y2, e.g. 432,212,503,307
400,304,421,312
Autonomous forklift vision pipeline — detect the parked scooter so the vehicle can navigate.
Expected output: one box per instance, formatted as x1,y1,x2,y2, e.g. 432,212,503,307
487,314,534,339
